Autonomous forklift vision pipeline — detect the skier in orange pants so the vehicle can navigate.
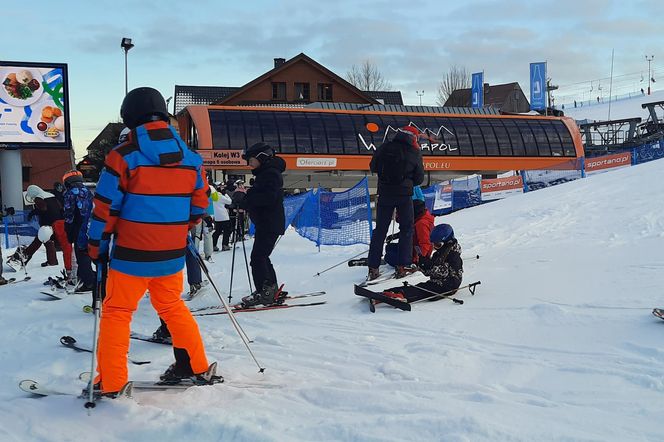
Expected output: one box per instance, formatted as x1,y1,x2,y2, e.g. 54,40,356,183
88,87,214,395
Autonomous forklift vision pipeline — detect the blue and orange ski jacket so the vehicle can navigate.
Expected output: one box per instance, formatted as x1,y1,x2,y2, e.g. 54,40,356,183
88,121,209,277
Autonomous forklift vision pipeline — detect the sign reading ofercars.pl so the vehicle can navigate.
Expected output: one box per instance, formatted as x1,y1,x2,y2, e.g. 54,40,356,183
296,157,337,168
0,61,70,149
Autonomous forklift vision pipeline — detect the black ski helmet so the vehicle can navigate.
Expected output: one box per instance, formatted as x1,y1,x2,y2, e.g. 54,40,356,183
430,223,454,243
120,87,169,129
242,142,274,161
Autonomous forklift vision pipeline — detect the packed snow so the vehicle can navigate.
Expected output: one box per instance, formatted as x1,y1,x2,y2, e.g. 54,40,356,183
2,158,664,441
562,89,664,123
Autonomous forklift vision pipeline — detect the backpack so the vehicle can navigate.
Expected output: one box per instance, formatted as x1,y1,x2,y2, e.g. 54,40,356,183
377,142,407,185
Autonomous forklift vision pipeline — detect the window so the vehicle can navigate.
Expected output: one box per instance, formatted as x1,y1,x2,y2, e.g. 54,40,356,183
318,83,333,101
294,83,310,101
272,82,286,101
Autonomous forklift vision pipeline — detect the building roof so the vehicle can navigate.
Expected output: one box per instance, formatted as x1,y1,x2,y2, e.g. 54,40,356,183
305,102,500,114
366,91,403,105
214,53,380,106
174,85,240,114
444,82,526,108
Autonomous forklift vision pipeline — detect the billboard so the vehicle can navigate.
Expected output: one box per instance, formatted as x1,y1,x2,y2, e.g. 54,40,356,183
529,62,546,111
0,61,70,149
584,152,631,176
481,176,524,201
471,72,484,108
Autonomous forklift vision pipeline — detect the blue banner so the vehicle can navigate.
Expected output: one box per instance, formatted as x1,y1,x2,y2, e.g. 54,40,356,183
530,62,546,111
471,72,483,108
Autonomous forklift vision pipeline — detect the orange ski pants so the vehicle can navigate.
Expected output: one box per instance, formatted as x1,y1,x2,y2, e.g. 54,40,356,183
96,269,208,393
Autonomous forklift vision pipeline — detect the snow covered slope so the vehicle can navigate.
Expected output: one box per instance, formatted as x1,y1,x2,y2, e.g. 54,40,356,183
563,89,664,123
1,159,664,441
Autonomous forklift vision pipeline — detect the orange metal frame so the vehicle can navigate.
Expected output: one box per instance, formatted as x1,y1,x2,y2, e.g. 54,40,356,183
180,105,585,172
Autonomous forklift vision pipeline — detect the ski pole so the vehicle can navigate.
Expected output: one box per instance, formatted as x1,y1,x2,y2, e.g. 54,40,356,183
227,217,239,303
85,261,106,410
405,280,481,305
238,214,253,296
188,238,265,373
313,248,370,277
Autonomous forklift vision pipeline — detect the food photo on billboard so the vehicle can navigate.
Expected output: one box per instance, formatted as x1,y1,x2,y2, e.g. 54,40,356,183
0,61,70,149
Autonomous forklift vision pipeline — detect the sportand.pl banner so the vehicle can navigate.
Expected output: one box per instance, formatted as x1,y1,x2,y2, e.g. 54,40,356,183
481,176,524,201
584,152,631,176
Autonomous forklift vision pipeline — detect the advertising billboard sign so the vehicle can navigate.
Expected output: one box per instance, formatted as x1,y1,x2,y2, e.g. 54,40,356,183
530,62,547,111
584,152,631,176
481,176,524,201
471,72,484,108
0,61,70,149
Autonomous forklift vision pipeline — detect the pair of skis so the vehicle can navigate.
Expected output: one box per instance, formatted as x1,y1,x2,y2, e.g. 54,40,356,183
20,362,224,399
191,291,327,316
0,276,31,286
354,281,481,313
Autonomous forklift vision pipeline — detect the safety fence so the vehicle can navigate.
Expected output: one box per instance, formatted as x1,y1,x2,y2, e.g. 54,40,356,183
2,211,39,249
421,138,664,215
289,177,372,247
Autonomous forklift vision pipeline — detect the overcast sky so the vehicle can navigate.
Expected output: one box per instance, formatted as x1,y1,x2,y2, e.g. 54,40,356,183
2,0,662,158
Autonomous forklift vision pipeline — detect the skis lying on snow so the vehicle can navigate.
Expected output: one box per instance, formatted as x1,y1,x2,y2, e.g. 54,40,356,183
357,270,422,288
406,281,481,305
60,336,151,365
130,332,172,345
0,276,31,286
19,379,133,399
193,300,327,316
653,308,664,321
355,281,482,313
354,284,411,312
189,291,326,313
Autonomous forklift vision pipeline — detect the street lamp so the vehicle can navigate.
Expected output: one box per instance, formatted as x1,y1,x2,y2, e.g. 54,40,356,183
121,37,135,96
645,55,654,95
416,90,424,106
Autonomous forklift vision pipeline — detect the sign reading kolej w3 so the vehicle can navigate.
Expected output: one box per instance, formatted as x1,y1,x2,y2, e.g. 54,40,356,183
529,62,547,111
0,61,70,149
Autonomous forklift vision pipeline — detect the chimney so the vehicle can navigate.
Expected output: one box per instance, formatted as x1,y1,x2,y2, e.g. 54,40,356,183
274,58,286,68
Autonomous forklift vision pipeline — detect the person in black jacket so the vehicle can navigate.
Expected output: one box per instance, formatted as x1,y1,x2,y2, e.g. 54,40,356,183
381,223,463,302
239,142,286,307
367,126,425,280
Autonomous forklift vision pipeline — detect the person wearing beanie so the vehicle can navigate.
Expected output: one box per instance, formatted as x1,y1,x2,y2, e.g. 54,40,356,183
367,126,425,281
61,170,95,294
237,142,286,308
88,87,215,396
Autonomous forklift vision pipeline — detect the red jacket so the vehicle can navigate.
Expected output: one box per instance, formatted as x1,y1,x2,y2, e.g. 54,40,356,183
413,208,434,262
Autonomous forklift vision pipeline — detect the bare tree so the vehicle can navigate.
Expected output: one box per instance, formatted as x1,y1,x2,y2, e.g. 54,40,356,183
436,66,471,106
346,60,392,91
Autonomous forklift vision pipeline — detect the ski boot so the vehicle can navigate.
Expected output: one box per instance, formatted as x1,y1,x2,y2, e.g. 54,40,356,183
159,361,222,385
81,381,132,399
240,282,282,308
367,267,380,282
151,325,173,345
382,290,408,302
394,264,418,279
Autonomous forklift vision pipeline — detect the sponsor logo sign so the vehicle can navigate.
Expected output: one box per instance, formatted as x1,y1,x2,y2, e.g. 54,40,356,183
433,183,453,211
296,157,337,168
585,152,631,175
199,150,244,167
481,176,523,201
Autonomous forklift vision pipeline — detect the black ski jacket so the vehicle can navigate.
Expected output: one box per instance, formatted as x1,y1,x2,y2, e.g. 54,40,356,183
239,156,286,235
370,132,425,197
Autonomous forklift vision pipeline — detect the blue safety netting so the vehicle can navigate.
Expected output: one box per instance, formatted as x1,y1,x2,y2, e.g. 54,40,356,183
632,139,664,165
1,210,39,249
291,178,372,247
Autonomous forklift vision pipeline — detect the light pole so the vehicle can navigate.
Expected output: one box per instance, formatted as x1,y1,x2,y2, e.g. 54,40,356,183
416,90,424,106
645,55,654,95
121,37,135,96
